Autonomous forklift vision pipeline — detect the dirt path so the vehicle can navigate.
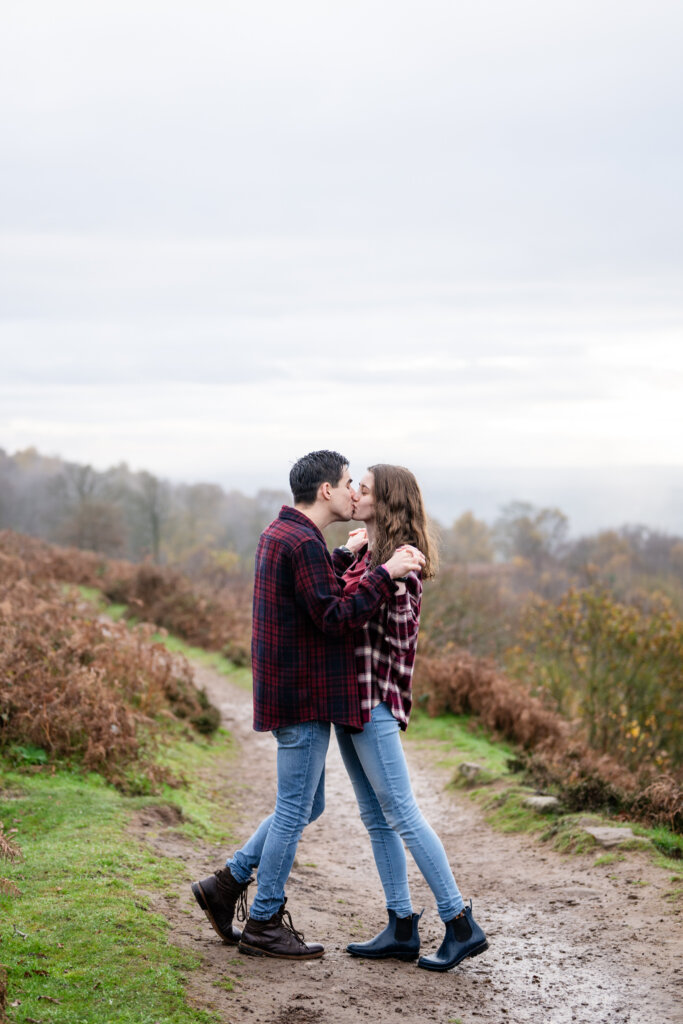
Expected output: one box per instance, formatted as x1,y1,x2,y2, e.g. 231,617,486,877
133,665,682,1024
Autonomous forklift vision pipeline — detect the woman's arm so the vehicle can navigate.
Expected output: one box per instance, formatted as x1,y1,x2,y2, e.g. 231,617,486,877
385,574,422,661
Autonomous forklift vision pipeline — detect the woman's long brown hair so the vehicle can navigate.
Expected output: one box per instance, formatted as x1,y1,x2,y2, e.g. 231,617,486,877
366,464,438,580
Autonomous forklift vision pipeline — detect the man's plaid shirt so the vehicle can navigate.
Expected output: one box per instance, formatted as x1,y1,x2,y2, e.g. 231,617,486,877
333,546,422,730
251,506,396,732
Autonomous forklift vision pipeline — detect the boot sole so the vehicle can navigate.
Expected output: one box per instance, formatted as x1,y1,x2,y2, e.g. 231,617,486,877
417,939,489,972
191,882,240,945
347,949,419,961
238,941,324,960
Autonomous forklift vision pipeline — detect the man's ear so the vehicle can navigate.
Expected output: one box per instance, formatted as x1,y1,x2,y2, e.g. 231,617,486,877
318,481,332,502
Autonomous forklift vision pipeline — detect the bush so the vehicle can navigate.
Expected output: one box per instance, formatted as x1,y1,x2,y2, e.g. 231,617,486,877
0,543,219,789
414,645,682,831
118,562,251,663
0,530,253,666
508,586,683,773
414,648,566,750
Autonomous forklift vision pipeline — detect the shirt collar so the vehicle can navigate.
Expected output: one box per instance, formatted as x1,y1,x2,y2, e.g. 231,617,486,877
278,504,326,545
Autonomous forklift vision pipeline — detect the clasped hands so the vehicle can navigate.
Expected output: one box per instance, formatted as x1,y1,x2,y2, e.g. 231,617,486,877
345,527,425,582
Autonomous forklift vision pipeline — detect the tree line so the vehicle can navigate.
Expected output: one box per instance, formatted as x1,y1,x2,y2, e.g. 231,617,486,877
2,449,682,595
0,448,286,571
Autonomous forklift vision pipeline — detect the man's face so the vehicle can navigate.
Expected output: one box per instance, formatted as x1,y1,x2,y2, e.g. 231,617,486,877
351,470,375,524
328,467,355,522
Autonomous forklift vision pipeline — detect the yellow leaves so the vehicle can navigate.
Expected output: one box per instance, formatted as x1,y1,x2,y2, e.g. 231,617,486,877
509,584,683,773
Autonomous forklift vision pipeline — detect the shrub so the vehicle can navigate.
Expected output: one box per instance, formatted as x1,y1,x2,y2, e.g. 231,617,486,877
413,648,566,750
0,544,219,790
120,562,251,663
414,645,682,831
0,530,253,666
508,586,683,773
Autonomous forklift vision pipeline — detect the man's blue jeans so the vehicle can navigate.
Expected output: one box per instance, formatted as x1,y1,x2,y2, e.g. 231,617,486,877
227,721,330,920
335,702,464,922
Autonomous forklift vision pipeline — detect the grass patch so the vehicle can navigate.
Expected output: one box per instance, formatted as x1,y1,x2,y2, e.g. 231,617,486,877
480,788,554,835
0,732,239,1024
211,978,236,992
406,709,514,776
154,729,238,846
633,825,683,861
409,710,683,877
593,853,624,866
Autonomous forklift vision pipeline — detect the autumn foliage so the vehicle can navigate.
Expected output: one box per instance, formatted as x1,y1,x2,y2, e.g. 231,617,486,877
508,587,683,774
2,528,681,830
0,533,220,790
0,530,252,664
105,561,252,666
414,646,682,831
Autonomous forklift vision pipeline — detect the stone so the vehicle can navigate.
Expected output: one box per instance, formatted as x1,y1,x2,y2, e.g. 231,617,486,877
580,824,636,848
458,762,483,780
524,795,561,813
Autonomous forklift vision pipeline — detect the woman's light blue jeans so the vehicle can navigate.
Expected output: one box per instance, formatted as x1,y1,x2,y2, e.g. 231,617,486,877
227,720,329,920
335,702,464,922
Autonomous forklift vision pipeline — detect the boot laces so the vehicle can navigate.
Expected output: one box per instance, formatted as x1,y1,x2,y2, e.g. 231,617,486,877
278,906,306,946
235,886,250,924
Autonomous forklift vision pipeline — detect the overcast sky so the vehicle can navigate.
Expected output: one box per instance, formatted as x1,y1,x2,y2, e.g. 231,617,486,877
1,1,682,530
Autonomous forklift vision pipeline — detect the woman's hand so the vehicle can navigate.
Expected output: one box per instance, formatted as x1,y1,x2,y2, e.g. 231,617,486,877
382,544,425,579
345,527,368,555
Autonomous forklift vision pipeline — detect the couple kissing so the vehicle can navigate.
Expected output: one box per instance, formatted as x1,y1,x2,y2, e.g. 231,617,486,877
192,450,488,972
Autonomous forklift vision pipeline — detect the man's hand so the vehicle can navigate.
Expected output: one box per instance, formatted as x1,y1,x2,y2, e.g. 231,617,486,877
382,544,425,579
345,528,368,554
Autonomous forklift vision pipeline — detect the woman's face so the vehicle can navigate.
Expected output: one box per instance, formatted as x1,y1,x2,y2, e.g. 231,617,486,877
352,470,375,523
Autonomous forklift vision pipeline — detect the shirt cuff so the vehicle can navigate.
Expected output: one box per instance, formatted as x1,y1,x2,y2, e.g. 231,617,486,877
332,545,354,569
371,565,396,598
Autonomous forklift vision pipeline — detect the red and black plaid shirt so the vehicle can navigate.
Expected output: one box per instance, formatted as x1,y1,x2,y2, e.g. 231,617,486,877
251,506,396,732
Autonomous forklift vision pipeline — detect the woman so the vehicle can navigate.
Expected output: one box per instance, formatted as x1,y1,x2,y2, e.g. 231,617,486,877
332,464,488,972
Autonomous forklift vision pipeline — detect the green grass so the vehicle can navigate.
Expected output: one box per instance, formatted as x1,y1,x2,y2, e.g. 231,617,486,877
0,733,239,1024
153,729,239,846
593,852,624,866
405,710,683,873
406,709,515,776
211,978,235,992
632,824,683,861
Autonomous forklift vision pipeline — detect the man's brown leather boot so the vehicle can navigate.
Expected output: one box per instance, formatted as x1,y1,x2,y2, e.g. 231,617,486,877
191,867,253,944
238,901,324,959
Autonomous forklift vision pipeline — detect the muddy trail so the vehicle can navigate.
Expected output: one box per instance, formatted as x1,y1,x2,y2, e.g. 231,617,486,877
132,664,682,1024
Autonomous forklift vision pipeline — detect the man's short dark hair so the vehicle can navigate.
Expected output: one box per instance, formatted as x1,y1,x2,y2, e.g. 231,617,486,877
290,450,349,505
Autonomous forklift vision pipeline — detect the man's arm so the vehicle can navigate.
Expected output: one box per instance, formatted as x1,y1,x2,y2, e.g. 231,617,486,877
331,546,354,574
293,538,395,636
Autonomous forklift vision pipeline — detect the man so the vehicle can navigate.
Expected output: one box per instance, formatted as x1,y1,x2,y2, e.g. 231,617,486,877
192,450,424,959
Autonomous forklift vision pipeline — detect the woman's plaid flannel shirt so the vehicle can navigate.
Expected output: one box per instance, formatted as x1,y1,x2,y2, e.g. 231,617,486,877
333,546,422,729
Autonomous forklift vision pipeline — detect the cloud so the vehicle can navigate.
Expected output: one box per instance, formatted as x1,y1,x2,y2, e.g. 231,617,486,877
0,1,682,518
